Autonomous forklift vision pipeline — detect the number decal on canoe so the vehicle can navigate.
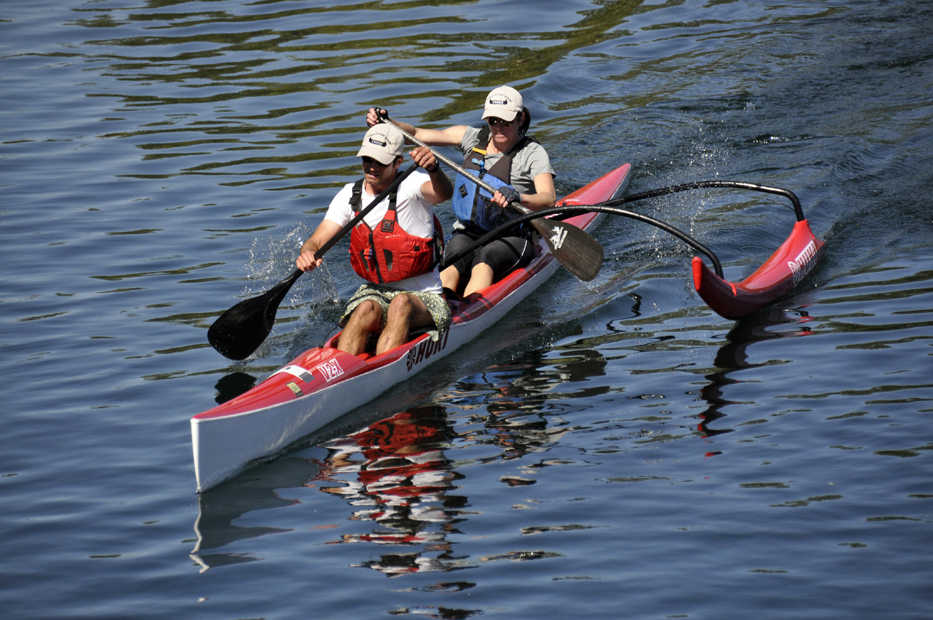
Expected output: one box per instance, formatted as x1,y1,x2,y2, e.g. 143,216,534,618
316,358,345,383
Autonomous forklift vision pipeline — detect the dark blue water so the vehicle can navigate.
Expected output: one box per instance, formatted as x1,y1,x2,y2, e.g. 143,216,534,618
2,1,931,618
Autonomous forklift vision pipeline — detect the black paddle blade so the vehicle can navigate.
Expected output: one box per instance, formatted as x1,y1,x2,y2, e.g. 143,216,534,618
207,270,302,360
531,218,603,281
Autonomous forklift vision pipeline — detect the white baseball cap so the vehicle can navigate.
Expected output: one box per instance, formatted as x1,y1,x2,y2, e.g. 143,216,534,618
482,85,523,122
356,124,404,164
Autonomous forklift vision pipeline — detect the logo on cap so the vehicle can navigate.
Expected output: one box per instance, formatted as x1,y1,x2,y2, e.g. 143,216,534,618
369,136,388,147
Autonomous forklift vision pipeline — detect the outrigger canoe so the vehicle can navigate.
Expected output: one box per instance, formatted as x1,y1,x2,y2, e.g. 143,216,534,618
191,162,632,492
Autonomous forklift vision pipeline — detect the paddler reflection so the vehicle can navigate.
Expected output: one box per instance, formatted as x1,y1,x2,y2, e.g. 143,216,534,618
465,348,607,464
316,405,463,576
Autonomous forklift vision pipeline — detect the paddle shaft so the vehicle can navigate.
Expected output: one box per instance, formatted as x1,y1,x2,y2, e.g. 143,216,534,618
384,117,535,216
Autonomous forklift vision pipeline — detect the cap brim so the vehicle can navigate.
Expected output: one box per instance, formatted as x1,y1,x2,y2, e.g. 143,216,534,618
356,145,395,165
482,106,520,122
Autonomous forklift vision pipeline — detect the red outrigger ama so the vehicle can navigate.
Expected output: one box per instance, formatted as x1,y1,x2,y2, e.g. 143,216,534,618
692,217,823,320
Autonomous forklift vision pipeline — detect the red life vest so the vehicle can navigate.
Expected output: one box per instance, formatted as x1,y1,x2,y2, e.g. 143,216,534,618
348,178,444,284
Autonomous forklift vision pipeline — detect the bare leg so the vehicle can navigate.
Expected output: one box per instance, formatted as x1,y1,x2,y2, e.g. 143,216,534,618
462,263,494,298
440,264,461,294
375,293,434,355
337,299,383,355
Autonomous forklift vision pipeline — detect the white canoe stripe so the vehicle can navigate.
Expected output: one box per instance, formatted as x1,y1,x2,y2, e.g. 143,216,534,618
276,364,314,383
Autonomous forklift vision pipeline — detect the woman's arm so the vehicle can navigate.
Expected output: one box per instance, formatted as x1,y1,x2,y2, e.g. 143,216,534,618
365,107,468,147
491,172,556,211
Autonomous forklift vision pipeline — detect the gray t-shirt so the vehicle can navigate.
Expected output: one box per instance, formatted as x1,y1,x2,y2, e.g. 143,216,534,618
459,126,555,195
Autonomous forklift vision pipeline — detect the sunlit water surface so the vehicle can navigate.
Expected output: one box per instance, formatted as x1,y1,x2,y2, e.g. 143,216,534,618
1,1,930,618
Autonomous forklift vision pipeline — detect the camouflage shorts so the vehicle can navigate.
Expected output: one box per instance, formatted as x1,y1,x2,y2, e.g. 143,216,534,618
341,283,451,341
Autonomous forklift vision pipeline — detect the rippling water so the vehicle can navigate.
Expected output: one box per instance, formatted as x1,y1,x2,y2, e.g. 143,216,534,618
2,1,931,618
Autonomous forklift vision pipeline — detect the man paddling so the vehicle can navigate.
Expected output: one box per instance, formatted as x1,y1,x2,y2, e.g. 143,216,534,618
296,124,453,356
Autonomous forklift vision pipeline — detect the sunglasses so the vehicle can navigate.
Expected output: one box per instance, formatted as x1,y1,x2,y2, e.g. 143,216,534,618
487,117,515,127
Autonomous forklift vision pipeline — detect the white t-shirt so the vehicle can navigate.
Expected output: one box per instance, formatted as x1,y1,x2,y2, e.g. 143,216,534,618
324,170,442,293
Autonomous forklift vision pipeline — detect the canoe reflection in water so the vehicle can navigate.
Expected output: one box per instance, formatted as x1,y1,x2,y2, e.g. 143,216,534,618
315,405,466,576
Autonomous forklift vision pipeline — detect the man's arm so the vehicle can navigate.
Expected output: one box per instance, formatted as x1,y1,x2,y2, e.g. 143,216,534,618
408,146,453,204
296,219,344,271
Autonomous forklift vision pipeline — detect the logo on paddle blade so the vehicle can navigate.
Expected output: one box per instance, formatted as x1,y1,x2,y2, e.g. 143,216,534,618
549,227,568,250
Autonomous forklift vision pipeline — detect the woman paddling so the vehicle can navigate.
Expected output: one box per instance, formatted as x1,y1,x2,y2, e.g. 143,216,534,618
366,85,556,298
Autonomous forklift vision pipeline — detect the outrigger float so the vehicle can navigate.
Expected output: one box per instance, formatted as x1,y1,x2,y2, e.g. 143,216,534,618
194,156,824,492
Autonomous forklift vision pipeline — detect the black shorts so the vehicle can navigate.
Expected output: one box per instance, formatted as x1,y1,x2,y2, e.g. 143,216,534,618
443,226,536,283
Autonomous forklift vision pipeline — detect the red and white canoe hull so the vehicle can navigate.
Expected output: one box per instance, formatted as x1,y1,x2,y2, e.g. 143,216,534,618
192,163,632,492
